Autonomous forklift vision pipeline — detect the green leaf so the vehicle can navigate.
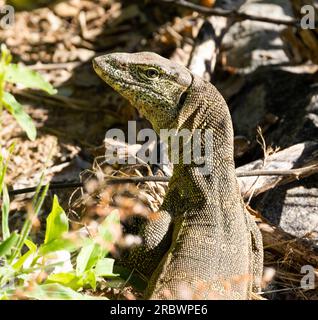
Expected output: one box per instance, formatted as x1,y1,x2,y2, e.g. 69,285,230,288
0,44,12,66
47,271,97,291
84,270,96,290
0,143,15,195
0,144,14,239
13,249,34,271
2,92,36,141
46,272,77,284
40,238,78,255
85,244,104,271
44,195,69,245
46,272,84,291
0,265,15,293
94,258,118,277
76,243,95,276
9,184,49,264
23,283,103,300
1,184,10,239
5,64,57,95
24,238,37,252
13,239,38,270
0,232,19,257
0,45,12,111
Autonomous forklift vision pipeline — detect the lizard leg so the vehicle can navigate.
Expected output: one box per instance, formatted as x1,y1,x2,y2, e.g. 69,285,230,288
118,209,173,280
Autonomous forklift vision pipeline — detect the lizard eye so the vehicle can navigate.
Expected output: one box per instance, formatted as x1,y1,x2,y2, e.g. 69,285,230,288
145,68,159,79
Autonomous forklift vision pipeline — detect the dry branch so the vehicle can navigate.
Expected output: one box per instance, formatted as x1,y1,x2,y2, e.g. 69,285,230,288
156,0,299,26
8,164,318,197
237,141,318,199
259,221,318,269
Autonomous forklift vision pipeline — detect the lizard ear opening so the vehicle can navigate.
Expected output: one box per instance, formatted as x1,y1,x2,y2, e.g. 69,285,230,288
177,90,188,111
177,72,193,112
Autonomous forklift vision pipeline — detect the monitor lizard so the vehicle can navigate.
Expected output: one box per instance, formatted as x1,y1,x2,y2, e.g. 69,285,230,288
93,52,263,300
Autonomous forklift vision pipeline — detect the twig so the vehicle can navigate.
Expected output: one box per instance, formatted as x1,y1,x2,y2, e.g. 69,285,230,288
9,182,84,196
238,142,318,199
245,126,268,205
14,90,99,111
28,61,82,71
156,0,299,26
259,285,310,295
237,165,318,178
8,177,170,196
8,165,317,197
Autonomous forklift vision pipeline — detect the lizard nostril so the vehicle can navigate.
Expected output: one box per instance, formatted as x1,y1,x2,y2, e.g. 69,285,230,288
93,55,111,69
114,69,122,78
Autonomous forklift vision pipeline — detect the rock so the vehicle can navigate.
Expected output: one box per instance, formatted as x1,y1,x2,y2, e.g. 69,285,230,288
221,0,293,72
255,175,318,240
230,66,318,150
230,65,318,240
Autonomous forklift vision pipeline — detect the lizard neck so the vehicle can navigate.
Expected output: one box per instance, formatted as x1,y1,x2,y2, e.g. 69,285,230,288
165,76,242,213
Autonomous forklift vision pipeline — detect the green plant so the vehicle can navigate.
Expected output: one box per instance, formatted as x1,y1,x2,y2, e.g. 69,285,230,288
7,0,57,11
0,44,57,141
0,150,119,300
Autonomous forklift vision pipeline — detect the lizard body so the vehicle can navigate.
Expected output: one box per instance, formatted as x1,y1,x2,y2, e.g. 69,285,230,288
93,52,263,299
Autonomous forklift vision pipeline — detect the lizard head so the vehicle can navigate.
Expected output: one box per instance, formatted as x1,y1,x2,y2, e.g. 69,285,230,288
93,52,193,133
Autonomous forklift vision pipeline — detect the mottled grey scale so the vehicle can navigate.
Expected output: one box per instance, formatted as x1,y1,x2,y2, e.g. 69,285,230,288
93,52,263,300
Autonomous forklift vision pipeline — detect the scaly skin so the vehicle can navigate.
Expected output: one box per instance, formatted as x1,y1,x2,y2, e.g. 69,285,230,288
93,52,263,299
